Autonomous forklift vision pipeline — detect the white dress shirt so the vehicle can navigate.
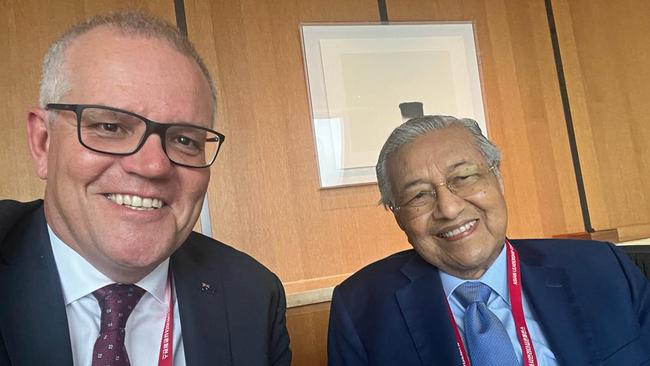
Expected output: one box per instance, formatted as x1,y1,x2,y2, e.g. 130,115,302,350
49,225,187,366
440,244,558,366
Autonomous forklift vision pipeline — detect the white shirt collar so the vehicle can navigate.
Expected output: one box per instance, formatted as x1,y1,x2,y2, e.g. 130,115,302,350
48,225,170,305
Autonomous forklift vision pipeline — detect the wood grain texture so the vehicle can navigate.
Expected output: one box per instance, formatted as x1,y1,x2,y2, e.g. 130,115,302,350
185,0,585,295
2,0,587,294
185,1,587,361
2,0,644,364
2,0,592,300
286,302,330,366
185,0,412,289
551,0,650,230
0,0,175,201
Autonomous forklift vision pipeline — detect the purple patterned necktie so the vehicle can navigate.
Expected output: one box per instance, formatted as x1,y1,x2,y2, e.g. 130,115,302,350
92,284,146,366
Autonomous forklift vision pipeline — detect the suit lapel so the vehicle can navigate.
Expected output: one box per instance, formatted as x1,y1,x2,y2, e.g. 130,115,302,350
0,205,73,365
171,237,232,366
519,249,597,365
396,255,463,366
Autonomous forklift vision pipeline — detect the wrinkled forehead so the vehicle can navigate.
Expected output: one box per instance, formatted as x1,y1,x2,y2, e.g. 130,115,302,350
389,127,487,177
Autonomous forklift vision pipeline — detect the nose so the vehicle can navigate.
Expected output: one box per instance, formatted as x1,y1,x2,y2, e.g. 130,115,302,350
431,184,464,220
120,134,173,178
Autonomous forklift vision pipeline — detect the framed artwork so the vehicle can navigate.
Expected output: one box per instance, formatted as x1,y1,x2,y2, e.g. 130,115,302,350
301,22,487,188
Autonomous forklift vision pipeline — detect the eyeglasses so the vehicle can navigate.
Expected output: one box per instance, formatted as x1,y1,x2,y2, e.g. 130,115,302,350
46,104,225,168
389,165,498,215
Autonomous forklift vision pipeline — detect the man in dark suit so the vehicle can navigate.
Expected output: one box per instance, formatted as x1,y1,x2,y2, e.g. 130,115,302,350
328,115,650,365
0,11,290,366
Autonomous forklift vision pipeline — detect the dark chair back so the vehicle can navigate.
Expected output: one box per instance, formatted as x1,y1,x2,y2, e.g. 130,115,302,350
620,245,650,281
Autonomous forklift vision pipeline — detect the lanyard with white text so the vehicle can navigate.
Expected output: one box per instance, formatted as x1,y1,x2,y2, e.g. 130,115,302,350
158,270,174,366
445,240,539,366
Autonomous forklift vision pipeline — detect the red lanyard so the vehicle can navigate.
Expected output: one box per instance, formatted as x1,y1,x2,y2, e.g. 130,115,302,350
158,270,174,366
446,240,538,366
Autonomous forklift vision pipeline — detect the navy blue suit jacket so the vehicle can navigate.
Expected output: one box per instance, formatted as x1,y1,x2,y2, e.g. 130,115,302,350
328,239,650,365
0,200,291,366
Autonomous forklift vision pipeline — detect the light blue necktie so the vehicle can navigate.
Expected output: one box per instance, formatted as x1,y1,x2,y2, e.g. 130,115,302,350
455,281,519,366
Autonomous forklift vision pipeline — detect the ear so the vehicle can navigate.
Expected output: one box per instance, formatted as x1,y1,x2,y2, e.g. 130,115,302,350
393,210,407,232
496,172,505,195
26,108,51,179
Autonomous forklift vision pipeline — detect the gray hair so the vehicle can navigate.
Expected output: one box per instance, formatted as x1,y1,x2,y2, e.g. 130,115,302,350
376,115,502,209
39,11,217,120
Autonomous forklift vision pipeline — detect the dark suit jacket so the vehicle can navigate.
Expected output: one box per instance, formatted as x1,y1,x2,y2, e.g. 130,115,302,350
328,239,650,365
0,200,291,366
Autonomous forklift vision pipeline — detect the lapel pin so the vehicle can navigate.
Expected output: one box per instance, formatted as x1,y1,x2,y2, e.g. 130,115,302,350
200,282,216,294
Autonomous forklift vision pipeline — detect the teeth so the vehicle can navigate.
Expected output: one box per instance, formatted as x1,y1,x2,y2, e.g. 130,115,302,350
439,220,476,238
107,194,164,210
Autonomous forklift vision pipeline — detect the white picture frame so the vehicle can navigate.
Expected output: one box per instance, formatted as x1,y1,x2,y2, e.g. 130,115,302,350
301,22,487,188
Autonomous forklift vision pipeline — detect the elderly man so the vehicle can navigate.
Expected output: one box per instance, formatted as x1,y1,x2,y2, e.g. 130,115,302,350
328,115,650,365
0,12,290,366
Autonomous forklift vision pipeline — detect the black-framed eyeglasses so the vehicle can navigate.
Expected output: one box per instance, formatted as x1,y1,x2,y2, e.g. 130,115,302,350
46,104,225,168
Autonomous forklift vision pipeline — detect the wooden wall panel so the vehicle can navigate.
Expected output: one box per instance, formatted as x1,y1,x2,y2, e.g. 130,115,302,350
185,0,412,295
186,0,585,299
387,0,584,239
186,1,587,362
0,0,175,201
286,302,330,366
1,0,588,293
552,0,650,232
4,0,645,364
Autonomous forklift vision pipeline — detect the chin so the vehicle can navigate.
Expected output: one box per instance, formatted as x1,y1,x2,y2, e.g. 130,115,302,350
463,253,499,272
109,240,171,266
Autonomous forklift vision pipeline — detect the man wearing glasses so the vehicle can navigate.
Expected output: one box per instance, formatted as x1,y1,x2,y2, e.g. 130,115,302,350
328,116,650,365
0,12,290,366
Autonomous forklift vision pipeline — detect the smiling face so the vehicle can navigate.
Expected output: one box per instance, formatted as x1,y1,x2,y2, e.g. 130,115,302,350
30,27,214,282
387,126,508,279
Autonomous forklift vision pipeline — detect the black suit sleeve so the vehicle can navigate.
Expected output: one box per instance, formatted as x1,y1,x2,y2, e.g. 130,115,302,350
270,276,292,366
328,286,367,366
